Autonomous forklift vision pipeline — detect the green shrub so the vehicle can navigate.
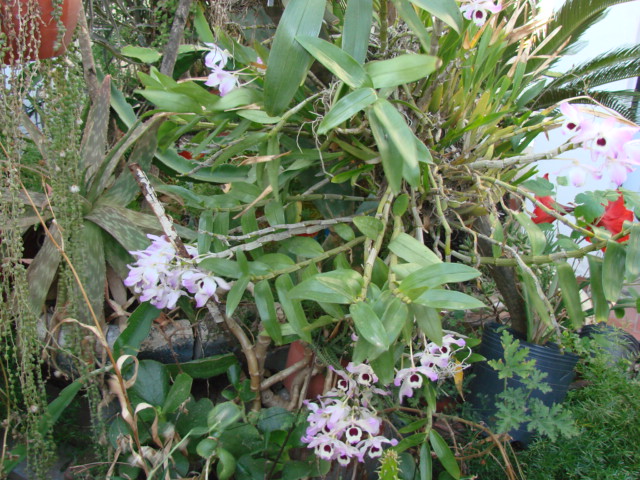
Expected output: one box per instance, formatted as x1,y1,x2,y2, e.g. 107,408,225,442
518,359,640,480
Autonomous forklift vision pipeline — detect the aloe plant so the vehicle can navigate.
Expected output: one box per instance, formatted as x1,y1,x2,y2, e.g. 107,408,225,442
22,76,195,329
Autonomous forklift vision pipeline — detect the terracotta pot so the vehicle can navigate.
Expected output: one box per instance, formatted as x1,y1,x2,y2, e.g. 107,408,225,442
2,0,82,64
283,340,326,399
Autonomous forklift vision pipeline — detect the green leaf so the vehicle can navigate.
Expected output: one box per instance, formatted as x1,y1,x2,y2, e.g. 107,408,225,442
165,354,239,379
176,398,215,436
197,438,217,458
514,211,547,256
393,0,431,51
414,289,485,310
113,302,160,358
420,442,432,480
281,236,324,258
353,215,384,240
163,373,193,414
389,233,441,266
393,194,410,216
38,379,83,434
226,275,250,317
365,54,440,88
398,263,481,299
121,46,162,63
81,76,111,190
408,0,463,34
369,98,419,188
276,274,312,342
194,3,215,43
216,447,237,480
556,262,585,329
198,210,214,255
411,304,443,344
199,258,242,279
334,223,356,241
264,0,326,115
289,269,363,304
208,402,241,432
297,36,371,88
603,240,626,302
429,430,460,479
77,220,106,324
256,406,296,433
26,223,62,315
254,280,283,344
343,0,373,64
625,224,640,281
350,301,389,349
318,87,377,135
127,360,170,407
236,109,282,124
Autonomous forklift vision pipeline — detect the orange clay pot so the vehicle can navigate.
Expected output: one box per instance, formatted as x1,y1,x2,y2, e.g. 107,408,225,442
2,0,81,64
283,340,326,399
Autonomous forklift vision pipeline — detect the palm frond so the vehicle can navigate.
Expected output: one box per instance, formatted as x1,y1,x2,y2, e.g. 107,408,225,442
532,86,640,122
533,0,636,68
544,44,640,91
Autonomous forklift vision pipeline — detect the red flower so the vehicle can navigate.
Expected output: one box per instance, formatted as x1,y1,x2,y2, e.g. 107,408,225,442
595,193,634,242
531,175,570,224
178,150,193,160
532,195,559,224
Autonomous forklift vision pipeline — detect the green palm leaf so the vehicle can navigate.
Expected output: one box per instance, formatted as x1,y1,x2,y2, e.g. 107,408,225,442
533,0,636,68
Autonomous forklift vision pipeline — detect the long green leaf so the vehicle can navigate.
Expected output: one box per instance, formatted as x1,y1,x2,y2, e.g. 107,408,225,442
366,54,440,88
226,275,250,317
350,301,389,349
514,211,547,256
369,98,419,189
625,224,640,281
26,223,62,315
296,36,371,88
388,233,442,266
113,302,160,358
414,289,485,310
163,373,193,414
412,304,443,344
343,0,373,63
82,76,111,190
399,263,481,298
318,87,377,135
587,255,610,322
86,205,150,251
77,220,106,325
99,122,160,207
165,354,238,379
393,0,431,51
264,0,326,115
429,430,460,479
408,0,463,34
254,280,283,344
602,240,626,302
556,262,585,329
275,274,312,342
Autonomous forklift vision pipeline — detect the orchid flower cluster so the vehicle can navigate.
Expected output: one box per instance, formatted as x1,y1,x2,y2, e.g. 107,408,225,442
203,43,239,96
394,334,469,403
301,363,398,465
302,335,469,465
559,102,640,186
460,0,502,26
124,234,230,310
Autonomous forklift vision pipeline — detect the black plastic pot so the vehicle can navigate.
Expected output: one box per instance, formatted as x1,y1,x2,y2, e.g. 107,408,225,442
579,323,639,365
467,323,579,446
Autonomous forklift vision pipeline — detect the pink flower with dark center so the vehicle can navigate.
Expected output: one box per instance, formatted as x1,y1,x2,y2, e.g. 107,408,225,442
461,1,502,26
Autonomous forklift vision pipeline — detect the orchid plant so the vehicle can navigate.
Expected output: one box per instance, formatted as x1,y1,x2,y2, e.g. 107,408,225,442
44,0,640,477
